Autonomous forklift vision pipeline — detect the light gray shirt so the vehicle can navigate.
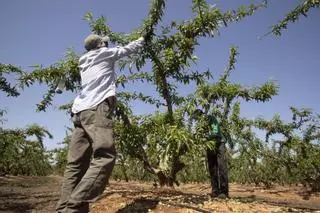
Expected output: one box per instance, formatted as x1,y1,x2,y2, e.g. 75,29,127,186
71,37,145,113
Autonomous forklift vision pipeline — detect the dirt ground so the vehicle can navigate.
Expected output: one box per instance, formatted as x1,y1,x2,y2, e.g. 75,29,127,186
0,176,319,213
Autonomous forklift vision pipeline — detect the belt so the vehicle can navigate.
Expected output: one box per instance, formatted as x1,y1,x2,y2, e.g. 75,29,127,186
70,96,117,117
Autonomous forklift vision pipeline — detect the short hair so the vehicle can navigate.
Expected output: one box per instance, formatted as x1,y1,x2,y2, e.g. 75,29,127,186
84,34,102,51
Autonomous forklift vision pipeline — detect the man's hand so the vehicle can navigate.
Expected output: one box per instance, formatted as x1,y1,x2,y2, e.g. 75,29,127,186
101,36,110,47
55,79,65,94
55,88,63,94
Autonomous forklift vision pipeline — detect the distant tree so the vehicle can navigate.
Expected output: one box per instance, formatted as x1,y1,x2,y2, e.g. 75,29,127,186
0,124,53,175
1,62,53,176
255,107,320,191
50,130,71,175
228,106,320,191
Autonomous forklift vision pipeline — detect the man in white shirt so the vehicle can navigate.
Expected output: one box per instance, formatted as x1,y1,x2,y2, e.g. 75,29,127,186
56,34,145,213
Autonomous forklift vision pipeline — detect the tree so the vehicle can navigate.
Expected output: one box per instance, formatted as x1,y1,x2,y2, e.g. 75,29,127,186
50,130,71,175
181,47,278,189
254,107,320,191
2,0,318,190
0,124,53,175
15,0,273,186
1,59,53,176
227,106,320,191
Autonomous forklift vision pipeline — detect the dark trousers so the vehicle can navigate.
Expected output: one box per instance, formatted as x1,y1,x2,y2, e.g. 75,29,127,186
207,139,229,196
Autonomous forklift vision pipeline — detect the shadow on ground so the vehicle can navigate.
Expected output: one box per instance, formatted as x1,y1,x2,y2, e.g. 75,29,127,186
0,176,61,213
116,198,159,213
99,182,320,212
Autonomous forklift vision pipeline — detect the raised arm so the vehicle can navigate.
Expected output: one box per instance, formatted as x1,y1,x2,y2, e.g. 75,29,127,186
108,37,145,61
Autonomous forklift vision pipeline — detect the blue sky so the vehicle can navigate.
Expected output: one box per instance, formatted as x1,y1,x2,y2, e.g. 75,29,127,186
1,0,319,149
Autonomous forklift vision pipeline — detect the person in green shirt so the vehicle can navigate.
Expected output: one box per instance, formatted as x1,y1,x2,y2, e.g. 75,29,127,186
207,114,229,198
193,109,229,198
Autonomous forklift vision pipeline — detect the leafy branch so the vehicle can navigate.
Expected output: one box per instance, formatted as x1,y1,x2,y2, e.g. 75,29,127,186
272,0,320,36
0,64,24,97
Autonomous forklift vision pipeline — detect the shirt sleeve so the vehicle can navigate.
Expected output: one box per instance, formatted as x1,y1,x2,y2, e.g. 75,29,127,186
107,37,145,61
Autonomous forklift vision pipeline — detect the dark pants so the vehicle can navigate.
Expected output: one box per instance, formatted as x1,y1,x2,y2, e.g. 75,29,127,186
56,97,117,213
207,139,229,197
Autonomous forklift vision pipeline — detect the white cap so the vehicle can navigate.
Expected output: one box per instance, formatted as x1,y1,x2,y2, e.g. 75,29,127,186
84,34,110,51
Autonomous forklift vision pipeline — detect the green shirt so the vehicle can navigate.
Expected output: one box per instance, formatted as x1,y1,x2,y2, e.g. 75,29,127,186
208,115,221,138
